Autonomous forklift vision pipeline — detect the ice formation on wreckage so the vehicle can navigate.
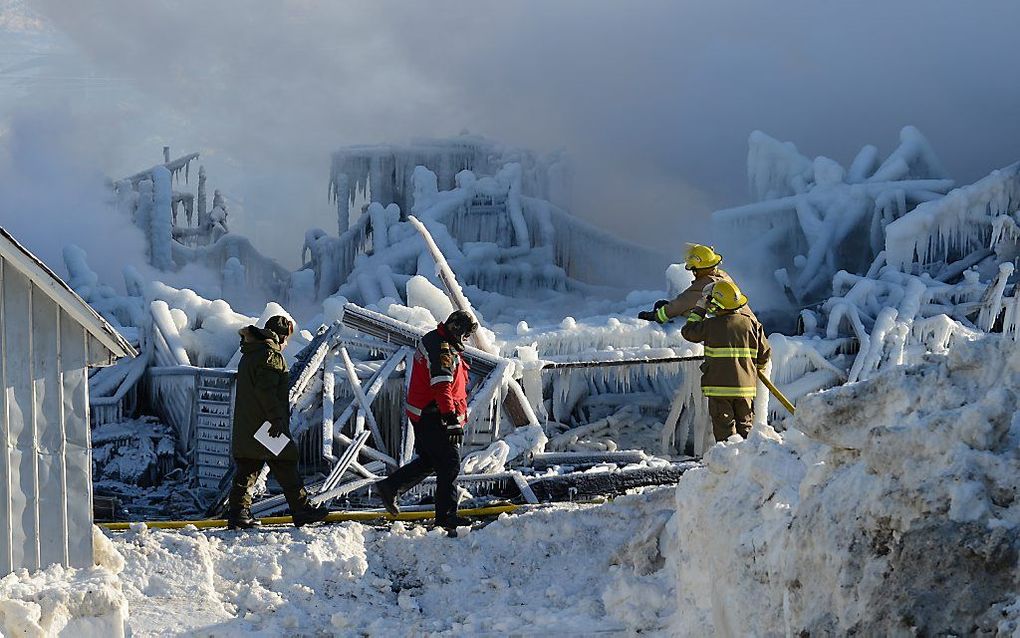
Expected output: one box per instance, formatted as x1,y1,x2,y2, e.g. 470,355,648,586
74,129,1020,525
77,136,698,521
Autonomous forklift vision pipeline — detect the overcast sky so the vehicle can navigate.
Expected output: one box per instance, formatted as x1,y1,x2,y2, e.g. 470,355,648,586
2,0,1019,272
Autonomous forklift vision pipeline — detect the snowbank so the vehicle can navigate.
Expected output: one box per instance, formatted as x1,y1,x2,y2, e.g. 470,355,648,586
86,491,674,636
0,529,129,637
667,334,1020,636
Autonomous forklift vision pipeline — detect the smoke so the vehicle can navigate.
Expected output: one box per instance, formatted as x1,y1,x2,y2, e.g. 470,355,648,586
0,102,149,288
6,0,1020,271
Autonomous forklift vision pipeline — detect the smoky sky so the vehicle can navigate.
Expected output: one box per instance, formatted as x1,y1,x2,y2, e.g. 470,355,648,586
5,0,1020,270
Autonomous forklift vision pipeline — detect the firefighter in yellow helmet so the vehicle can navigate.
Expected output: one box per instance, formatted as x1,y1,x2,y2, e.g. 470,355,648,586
638,244,734,324
681,280,771,442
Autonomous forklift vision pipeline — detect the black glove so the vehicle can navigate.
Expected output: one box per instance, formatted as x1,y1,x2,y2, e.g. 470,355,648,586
447,426,464,446
268,418,288,438
638,310,657,322
653,299,669,310
441,412,464,445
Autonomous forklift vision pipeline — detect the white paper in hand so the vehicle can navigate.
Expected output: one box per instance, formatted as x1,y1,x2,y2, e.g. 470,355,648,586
254,421,290,456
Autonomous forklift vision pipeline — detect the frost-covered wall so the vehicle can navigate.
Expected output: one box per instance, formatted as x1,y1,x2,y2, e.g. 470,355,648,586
0,228,134,575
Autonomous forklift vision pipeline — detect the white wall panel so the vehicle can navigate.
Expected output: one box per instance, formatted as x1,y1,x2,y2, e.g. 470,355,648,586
60,310,92,569
0,257,12,573
0,258,100,574
34,293,67,567
4,265,39,571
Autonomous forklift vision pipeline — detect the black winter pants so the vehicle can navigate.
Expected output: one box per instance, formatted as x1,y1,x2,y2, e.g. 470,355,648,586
377,413,461,524
228,457,310,514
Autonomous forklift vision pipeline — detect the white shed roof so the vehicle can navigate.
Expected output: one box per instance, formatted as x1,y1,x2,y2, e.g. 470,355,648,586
0,226,137,359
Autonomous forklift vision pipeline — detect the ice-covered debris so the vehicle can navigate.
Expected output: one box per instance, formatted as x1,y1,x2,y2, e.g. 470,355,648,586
747,130,814,200
667,335,1020,636
886,161,1020,270
717,127,955,305
461,424,548,474
406,274,455,324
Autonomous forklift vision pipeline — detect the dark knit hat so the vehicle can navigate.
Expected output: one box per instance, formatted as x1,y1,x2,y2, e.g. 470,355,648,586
265,315,294,342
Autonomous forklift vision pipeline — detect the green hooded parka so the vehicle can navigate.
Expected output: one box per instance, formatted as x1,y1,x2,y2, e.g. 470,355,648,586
231,325,298,460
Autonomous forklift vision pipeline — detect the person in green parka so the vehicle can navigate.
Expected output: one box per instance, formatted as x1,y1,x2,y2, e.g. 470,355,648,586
227,315,328,529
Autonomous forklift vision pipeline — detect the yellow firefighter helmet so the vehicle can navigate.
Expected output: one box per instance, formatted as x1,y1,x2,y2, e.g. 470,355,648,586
684,244,723,271
709,280,748,310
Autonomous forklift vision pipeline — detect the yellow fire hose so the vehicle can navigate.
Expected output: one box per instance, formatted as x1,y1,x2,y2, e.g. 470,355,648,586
98,503,522,532
757,369,796,415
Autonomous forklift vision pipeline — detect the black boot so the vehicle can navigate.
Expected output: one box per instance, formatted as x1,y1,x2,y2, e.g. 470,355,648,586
376,481,401,517
293,503,330,528
227,507,260,530
437,514,471,530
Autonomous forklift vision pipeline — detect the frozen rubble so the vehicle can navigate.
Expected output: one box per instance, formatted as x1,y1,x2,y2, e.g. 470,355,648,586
6,335,1019,635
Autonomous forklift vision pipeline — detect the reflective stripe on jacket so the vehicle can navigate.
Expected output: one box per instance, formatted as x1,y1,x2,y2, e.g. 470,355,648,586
405,323,470,423
681,306,770,398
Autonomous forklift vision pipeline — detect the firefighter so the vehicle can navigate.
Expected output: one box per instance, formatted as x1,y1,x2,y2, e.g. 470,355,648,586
227,316,329,529
375,310,478,531
681,281,771,442
639,244,734,324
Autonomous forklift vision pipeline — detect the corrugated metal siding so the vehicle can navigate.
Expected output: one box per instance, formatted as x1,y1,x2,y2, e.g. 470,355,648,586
0,254,95,574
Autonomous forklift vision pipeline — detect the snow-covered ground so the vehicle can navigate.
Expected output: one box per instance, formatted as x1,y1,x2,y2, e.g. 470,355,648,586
5,334,1019,636
1,490,678,636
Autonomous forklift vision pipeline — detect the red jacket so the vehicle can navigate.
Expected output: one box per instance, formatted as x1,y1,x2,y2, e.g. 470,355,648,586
406,323,470,423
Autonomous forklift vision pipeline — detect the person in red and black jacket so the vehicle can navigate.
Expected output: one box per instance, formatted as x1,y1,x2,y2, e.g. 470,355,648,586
376,310,478,531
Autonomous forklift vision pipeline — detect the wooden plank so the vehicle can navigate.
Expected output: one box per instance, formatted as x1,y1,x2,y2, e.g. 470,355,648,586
320,429,370,493
527,464,697,502
310,478,376,506
289,322,344,403
321,351,335,460
399,350,415,465
331,347,408,442
335,433,396,470
337,347,395,467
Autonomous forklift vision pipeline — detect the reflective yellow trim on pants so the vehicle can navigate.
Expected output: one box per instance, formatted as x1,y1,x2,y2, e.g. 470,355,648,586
704,347,757,358
685,312,703,323
702,385,758,398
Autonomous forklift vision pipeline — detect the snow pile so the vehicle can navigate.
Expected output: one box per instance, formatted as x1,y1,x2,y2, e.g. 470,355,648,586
0,530,129,637
101,490,674,635
667,334,1020,636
